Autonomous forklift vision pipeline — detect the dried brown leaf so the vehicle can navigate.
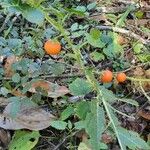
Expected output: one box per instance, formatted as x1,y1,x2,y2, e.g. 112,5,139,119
0,115,25,130
0,102,56,130
28,80,70,98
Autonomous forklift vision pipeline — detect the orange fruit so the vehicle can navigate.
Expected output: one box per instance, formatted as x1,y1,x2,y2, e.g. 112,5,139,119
116,72,126,83
44,40,61,55
101,70,113,83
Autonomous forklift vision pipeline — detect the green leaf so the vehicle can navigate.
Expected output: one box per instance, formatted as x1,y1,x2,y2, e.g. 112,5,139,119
50,120,67,130
67,120,72,129
50,63,65,76
60,106,74,121
75,6,87,12
65,8,85,17
74,121,85,130
103,43,123,57
0,87,10,96
118,98,139,106
87,2,96,10
102,99,149,150
135,10,144,19
7,39,22,49
118,127,150,150
101,86,117,102
22,8,44,25
12,73,21,83
21,0,45,7
86,29,105,48
102,100,125,149
9,130,40,150
2,0,44,25
90,51,105,62
133,43,144,54
137,54,150,62
71,23,79,31
141,26,150,34
75,101,90,119
85,101,105,150
90,28,101,39
69,78,92,96
78,142,91,150
116,6,133,27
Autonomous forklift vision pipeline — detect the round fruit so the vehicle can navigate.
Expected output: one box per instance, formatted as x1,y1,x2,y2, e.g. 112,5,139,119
101,70,113,83
116,72,126,83
44,40,61,55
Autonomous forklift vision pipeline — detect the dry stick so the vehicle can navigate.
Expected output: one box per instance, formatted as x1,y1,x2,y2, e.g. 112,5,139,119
41,73,84,79
126,23,150,38
91,4,139,15
119,62,149,73
117,0,137,5
1,73,84,81
96,25,150,45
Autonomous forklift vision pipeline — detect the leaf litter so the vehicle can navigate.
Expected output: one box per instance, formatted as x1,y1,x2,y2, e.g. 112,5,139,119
0,101,56,130
25,80,70,98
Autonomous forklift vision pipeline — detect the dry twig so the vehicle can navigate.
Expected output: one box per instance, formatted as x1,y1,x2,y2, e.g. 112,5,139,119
96,25,150,45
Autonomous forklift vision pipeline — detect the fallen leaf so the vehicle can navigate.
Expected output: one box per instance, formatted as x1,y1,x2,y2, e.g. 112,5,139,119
9,130,40,150
27,80,70,98
4,55,20,77
0,102,56,130
0,115,24,130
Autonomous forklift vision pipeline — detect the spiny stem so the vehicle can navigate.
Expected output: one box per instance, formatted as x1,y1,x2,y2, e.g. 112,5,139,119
127,77,150,82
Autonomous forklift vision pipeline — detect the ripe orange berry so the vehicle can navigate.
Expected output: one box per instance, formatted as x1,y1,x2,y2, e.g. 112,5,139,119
101,70,113,83
116,72,126,83
44,40,61,55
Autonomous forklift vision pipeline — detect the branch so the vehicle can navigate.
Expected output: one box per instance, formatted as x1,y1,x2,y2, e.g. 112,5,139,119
96,25,150,45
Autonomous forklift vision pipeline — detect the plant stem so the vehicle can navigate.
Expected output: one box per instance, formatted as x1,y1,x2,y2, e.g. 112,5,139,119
127,77,150,82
